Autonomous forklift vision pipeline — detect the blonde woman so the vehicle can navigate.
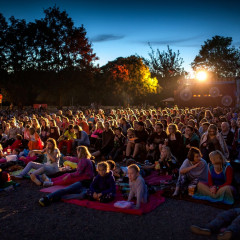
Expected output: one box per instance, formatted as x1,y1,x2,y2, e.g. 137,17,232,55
194,150,234,204
15,138,60,185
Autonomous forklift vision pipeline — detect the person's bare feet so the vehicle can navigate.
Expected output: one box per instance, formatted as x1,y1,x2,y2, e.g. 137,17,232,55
30,174,42,186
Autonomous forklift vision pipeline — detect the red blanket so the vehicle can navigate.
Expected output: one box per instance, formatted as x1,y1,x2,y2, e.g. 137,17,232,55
41,186,165,215
144,171,172,185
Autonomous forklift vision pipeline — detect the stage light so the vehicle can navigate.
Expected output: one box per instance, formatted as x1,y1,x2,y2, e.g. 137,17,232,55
196,71,207,81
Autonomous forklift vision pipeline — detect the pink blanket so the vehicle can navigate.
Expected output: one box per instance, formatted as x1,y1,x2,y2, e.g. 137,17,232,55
144,171,172,185
41,186,165,215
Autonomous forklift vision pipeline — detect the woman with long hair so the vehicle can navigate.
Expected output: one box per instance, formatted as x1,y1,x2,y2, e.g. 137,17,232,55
165,123,182,161
15,138,60,185
194,150,234,204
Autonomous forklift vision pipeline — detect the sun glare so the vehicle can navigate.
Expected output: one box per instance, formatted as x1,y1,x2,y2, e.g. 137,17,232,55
196,71,207,81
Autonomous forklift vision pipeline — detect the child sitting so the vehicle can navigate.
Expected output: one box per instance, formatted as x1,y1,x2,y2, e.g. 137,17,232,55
86,161,116,203
127,164,148,209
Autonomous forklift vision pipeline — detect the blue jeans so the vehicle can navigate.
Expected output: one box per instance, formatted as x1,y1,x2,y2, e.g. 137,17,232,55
48,181,85,202
207,208,240,238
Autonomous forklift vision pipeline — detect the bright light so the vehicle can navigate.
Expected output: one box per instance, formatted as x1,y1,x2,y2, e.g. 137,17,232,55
196,71,207,81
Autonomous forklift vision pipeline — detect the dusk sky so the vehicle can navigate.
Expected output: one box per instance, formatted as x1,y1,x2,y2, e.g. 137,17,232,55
0,0,239,72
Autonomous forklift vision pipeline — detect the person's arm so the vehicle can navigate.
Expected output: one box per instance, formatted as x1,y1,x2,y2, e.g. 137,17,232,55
46,149,59,163
135,180,145,209
70,158,86,178
208,169,214,187
179,161,201,174
101,175,116,195
218,166,233,189
89,176,98,193
127,186,135,202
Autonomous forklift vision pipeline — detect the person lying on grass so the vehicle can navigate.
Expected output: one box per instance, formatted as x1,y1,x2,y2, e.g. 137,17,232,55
85,161,116,203
191,208,240,240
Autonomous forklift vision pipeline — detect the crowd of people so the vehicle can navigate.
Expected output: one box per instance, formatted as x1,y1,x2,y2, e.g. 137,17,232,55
0,106,240,239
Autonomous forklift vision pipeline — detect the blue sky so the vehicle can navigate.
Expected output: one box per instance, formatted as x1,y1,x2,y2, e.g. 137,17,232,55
0,0,239,72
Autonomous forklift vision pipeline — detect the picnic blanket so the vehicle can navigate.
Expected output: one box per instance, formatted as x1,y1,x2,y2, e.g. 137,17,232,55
144,171,172,185
41,185,165,215
162,184,237,210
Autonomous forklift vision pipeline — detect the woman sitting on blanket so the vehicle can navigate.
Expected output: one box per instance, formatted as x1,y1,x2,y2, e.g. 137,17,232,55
172,147,208,196
193,150,234,205
39,150,94,207
85,161,116,203
128,164,148,209
42,146,94,187
15,138,60,186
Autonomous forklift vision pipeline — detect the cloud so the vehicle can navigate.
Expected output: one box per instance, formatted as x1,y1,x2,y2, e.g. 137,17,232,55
140,35,203,46
91,34,125,42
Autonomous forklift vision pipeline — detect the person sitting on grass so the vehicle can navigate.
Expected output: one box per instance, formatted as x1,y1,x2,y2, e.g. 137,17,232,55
143,146,177,176
193,150,234,205
72,125,90,149
42,146,94,187
191,208,240,240
172,147,208,196
125,121,149,161
85,161,116,203
58,124,76,155
127,164,148,209
15,138,60,186
108,127,126,161
92,121,114,159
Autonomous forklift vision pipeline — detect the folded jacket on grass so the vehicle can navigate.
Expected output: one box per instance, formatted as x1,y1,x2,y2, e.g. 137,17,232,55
41,185,165,215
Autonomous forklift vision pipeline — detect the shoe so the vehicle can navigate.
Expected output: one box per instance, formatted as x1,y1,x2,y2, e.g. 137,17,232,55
217,231,232,240
190,225,211,236
30,174,42,186
43,181,53,187
39,197,51,207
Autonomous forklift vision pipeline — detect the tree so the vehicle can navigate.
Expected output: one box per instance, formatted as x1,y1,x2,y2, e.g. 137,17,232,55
144,45,185,96
191,35,240,78
0,6,98,106
101,56,159,105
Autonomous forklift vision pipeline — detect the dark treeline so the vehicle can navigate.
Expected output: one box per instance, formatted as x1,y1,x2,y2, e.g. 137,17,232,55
0,6,162,107
0,6,98,106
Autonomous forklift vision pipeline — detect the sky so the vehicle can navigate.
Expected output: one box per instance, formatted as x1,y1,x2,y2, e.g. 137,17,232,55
0,0,239,72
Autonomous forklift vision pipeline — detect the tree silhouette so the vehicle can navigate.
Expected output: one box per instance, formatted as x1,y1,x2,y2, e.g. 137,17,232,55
191,35,240,78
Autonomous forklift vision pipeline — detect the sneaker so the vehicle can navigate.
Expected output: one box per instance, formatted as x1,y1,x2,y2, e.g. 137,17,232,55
43,181,53,187
217,231,232,240
30,174,42,186
190,225,211,236
39,197,51,207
